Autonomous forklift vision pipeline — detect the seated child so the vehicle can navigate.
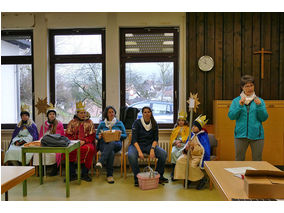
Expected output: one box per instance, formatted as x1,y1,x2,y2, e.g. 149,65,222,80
32,104,65,176
4,105,38,165
174,114,211,190
169,111,189,181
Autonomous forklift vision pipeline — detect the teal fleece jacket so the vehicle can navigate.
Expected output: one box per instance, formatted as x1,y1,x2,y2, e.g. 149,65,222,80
228,96,268,140
96,120,127,142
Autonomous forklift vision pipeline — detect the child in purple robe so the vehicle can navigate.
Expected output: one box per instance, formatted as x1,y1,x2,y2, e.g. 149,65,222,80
4,109,38,165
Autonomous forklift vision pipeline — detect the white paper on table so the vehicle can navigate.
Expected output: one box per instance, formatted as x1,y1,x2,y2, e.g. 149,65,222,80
224,167,256,175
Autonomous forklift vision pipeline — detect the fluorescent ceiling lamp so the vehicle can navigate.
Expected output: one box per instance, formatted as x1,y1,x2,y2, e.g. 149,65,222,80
126,48,140,52
162,48,173,52
125,33,134,37
163,41,174,45
125,41,137,46
164,33,174,37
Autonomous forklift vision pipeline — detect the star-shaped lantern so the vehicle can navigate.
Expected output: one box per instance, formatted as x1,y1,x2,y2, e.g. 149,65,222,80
187,92,200,113
35,97,50,115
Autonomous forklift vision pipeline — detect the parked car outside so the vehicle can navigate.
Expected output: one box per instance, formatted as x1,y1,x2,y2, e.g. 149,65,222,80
129,100,173,123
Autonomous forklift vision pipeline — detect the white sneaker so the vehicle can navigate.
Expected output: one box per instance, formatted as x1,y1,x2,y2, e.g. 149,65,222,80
95,162,102,169
107,176,115,184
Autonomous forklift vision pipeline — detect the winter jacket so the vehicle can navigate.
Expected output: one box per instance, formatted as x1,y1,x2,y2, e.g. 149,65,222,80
228,96,268,140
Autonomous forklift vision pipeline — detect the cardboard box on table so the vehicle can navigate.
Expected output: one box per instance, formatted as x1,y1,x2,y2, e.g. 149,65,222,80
244,170,284,199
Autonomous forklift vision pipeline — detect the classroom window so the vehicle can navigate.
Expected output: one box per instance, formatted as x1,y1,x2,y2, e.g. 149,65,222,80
49,29,105,125
1,30,34,129
120,28,179,127
54,35,102,55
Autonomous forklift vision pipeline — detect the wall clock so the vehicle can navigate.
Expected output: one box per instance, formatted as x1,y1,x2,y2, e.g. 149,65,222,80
198,55,214,72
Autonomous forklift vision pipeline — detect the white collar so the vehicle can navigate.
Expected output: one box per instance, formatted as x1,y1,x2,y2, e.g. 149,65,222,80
17,119,32,128
191,130,204,139
140,117,152,131
240,91,256,105
105,117,117,129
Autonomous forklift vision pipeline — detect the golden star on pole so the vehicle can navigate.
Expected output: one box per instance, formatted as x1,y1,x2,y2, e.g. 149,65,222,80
187,92,200,113
35,97,50,115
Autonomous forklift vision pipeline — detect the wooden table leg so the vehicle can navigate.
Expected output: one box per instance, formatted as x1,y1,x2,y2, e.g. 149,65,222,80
39,153,43,185
22,150,27,196
77,146,81,184
65,151,70,198
5,191,8,201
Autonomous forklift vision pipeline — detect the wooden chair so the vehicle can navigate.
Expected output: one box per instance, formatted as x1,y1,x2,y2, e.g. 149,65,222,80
207,133,218,190
95,138,126,177
123,133,157,179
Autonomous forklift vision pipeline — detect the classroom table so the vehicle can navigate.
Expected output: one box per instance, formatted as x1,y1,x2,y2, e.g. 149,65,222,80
204,161,281,201
21,140,81,198
1,166,35,201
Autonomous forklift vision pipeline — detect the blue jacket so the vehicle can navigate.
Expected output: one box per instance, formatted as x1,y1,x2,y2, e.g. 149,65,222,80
131,119,159,148
96,120,127,142
228,96,268,140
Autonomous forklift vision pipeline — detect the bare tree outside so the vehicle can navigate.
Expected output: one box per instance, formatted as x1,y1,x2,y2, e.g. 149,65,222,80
20,65,32,107
1,35,33,123
126,62,174,123
53,34,103,123
55,63,102,123
157,63,173,101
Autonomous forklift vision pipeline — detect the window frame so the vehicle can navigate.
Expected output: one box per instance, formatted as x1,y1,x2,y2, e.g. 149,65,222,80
49,28,106,128
1,30,35,129
120,27,179,129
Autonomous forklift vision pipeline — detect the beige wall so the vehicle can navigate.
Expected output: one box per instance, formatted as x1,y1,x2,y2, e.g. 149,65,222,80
1,12,187,128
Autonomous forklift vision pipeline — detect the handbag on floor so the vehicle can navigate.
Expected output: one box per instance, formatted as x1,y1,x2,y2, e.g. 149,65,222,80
137,166,160,190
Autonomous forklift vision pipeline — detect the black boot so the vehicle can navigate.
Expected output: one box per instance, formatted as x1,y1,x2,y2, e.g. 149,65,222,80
183,179,191,188
159,176,169,184
134,178,139,187
196,176,207,190
49,164,58,176
171,164,177,181
81,164,92,182
64,162,77,182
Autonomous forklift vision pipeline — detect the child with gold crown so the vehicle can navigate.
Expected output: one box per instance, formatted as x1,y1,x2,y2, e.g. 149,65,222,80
174,114,211,190
169,111,190,181
65,101,96,182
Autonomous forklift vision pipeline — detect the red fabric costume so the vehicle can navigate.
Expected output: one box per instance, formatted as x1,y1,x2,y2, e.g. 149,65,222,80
65,118,96,169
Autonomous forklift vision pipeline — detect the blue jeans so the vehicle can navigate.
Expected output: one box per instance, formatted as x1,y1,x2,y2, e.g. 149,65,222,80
98,140,122,177
128,144,167,181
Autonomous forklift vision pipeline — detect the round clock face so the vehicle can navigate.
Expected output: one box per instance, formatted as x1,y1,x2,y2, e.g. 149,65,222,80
198,56,214,71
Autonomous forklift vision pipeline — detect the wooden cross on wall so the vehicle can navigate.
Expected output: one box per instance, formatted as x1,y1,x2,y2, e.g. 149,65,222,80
254,48,272,79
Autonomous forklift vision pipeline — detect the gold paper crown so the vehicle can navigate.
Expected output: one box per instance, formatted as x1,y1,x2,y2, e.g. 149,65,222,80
178,111,187,120
21,104,30,112
76,101,86,112
47,103,56,112
194,114,208,128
